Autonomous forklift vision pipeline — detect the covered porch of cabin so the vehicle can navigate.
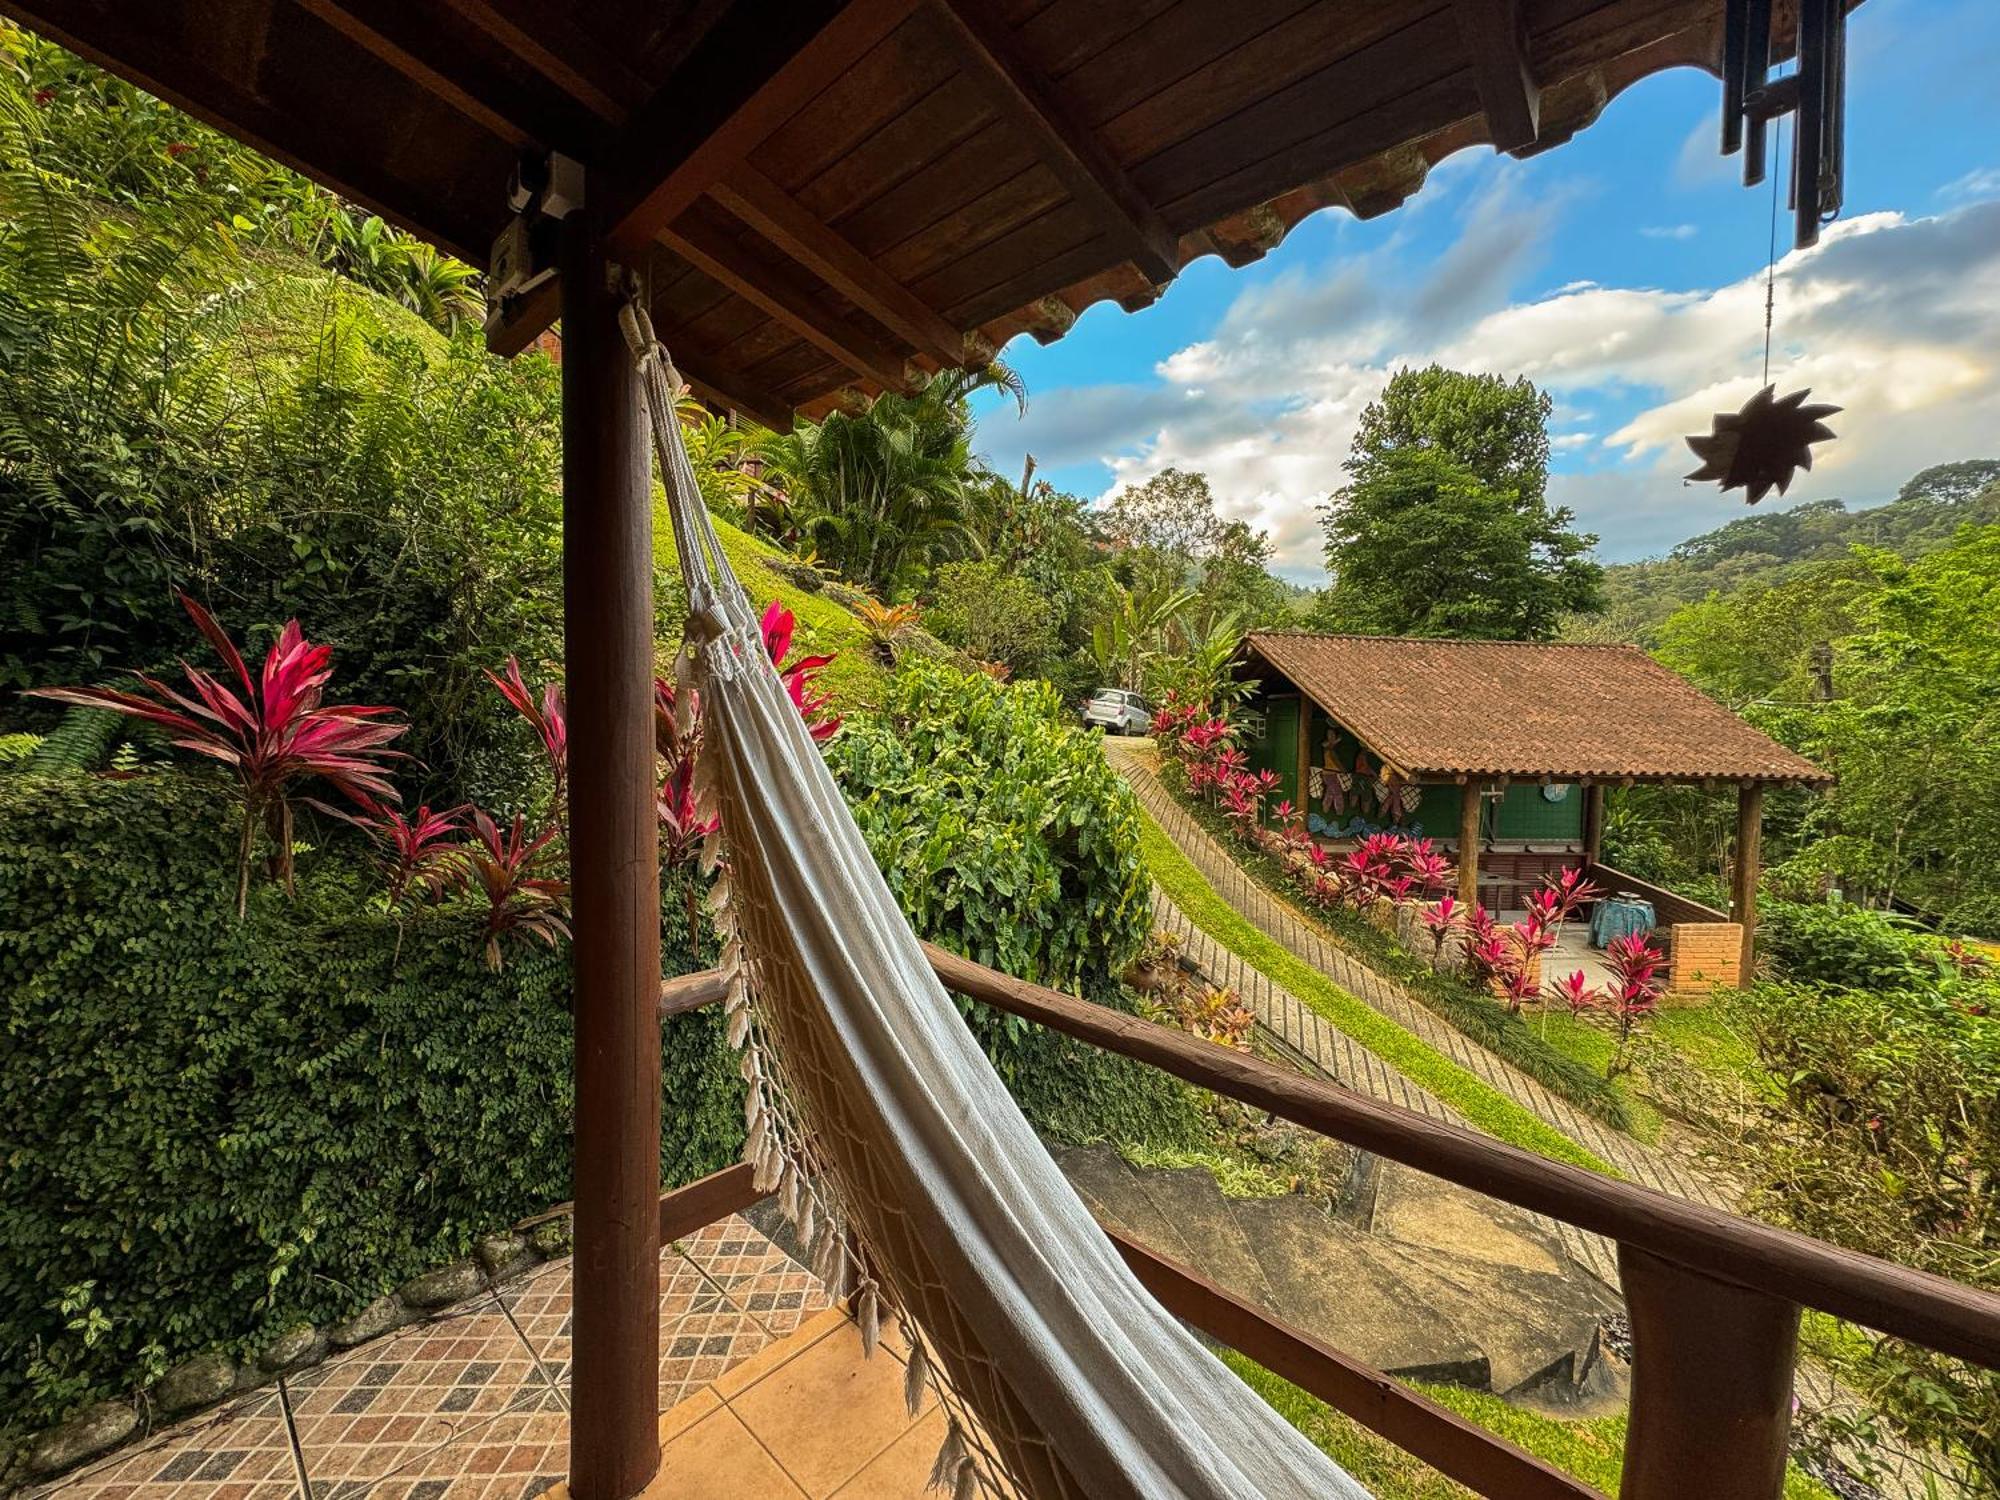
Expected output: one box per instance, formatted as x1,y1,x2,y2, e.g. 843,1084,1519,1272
1237,632,1834,990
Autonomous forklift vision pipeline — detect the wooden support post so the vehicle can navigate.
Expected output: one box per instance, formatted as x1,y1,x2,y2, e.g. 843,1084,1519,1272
1734,782,1763,980
1295,697,1313,814
1458,780,1483,909
1583,782,1605,867
562,203,663,1500
1617,1245,1800,1500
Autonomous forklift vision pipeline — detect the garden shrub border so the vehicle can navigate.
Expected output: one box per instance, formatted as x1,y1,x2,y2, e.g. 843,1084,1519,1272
1154,769,1653,1138
1133,811,1616,1176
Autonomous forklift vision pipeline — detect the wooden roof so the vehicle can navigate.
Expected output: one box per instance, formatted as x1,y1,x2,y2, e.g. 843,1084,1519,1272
4,0,1772,427
1244,632,1833,788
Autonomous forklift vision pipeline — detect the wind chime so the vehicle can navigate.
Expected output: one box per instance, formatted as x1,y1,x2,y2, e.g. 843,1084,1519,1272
1682,0,1849,505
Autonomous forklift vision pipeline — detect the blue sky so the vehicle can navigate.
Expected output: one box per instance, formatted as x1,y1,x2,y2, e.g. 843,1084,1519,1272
970,0,2000,581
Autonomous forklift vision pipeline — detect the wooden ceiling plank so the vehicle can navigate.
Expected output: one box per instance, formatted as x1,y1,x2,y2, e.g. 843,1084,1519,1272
709,163,966,365
601,0,925,260
678,362,794,432
1452,0,1540,151
930,0,1178,285
432,0,648,120
1,0,493,262
660,214,911,391
291,0,594,149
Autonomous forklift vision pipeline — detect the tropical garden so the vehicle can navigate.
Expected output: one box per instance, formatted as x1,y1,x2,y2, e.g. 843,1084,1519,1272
2,19,1996,1500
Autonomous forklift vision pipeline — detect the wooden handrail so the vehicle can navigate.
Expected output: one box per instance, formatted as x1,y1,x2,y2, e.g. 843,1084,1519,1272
660,946,2000,1497
917,941,2000,1368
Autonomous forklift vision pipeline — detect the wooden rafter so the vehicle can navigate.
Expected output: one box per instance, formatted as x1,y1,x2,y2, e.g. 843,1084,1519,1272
661,213,912,392
930,0,1179,286
292,0,599,150
433,0,649,121
2,0,493,262
677,360,796,434
1452,0,1540,152
599,0,923,260
708,164,967,367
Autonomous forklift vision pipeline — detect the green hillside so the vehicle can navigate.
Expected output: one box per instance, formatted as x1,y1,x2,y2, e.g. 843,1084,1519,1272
1581,459,2000,644
653,510,891,709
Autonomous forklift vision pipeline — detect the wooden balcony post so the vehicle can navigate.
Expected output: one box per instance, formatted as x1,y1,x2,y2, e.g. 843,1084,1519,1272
561,201,663,1500
1733,781,1764,980
1617,1245,1800,1500
1583,782,1605,867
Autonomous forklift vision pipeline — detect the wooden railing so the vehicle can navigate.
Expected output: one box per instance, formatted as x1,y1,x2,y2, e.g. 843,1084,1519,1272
656,951,2000,1500
1585,861,1731,927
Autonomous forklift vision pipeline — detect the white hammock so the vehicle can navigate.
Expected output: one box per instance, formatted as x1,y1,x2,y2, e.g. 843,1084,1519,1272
622,301,1368,1500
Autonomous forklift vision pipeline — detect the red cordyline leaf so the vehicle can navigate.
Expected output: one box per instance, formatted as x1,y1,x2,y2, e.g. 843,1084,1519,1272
487,657,567,792
28,594,406,914
462,806,569,970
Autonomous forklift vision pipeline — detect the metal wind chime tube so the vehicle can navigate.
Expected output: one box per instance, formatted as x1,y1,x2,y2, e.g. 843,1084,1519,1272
1720,0,1847,249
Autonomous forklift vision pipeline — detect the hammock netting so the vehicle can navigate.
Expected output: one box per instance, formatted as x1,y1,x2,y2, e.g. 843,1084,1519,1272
622,300,1368,1500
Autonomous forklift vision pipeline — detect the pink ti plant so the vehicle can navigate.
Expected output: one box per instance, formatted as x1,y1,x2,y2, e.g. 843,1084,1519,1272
29,593,406,917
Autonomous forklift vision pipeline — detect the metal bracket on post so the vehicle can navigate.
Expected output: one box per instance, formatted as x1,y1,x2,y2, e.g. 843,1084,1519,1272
484,152,584,355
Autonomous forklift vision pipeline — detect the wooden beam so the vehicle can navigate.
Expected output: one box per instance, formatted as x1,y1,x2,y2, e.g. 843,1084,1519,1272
561,206,662,1500
931,0,1179,285
1618,1245,1799,1500
1733,782,1764,979
659,1163,768,1242
433,0,650,120
679,363,796,435
601,0,923,260
1295,697,1314,817
1452,0,1541,152
1,1,491,264
486,274,563,360
291,0,597,149
709,164,968,366
1112,1232,1597,1500
660,214,912,391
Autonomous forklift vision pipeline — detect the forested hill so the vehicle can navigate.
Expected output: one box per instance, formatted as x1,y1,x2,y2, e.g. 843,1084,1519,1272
1581,458,2000,643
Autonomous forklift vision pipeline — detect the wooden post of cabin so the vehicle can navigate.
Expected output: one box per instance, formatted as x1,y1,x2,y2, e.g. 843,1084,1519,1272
562,202,663,1500
1583,782,1605,868
1457,780,1483,909
1617,1245,1799,1500
1295,698,1314,815
1733,782,1764,981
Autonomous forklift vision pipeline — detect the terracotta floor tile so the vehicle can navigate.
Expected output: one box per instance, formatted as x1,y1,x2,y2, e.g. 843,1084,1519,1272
656,1387,720,1445
287,1295,554,1495
725,1320,929,1497
711,1309,848,1402
675,1217,832,1339
826,1407,946,1499
361,1391,567,1500
656,1290,771,1412
40,1393,298,1500
644,1407,803,1500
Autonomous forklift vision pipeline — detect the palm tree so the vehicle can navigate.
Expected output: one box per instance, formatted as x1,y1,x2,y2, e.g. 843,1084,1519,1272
755,363,1022,597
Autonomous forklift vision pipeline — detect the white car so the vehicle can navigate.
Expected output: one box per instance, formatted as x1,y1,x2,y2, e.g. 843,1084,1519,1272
1083,688,1151,735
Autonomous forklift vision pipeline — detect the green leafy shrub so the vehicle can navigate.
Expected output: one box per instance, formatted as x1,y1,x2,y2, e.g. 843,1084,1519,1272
0,775,740,1430
1759,898,1938,990
827,659,1196,1146
1727,971,2000,1491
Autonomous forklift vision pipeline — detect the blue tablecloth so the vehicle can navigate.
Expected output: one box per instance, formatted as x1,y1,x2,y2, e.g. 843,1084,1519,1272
1590,896,1656,949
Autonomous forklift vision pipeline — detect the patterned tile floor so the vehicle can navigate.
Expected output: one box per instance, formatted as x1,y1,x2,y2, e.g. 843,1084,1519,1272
35,1213,870,1500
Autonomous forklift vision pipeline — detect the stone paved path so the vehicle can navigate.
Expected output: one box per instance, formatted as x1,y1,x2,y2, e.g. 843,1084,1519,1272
1106,740,1748,1288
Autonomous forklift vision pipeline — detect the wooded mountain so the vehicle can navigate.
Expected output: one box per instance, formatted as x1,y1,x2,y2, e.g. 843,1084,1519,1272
1575,459,2000,643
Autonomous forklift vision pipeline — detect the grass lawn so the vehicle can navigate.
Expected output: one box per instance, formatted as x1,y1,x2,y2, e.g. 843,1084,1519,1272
1135,809,1617,1176
652,507,889,710
1220,1351,1837,1499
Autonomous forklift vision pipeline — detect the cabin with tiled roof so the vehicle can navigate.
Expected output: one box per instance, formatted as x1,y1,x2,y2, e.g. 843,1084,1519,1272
1236,631,1831,991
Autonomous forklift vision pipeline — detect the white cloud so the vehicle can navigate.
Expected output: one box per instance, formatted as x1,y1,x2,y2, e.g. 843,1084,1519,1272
1939,166,2000,201
995,198,2000,578
1641,224,1700,240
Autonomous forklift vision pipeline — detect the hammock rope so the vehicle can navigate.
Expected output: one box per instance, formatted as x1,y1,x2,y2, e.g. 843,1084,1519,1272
619,294,1369,1500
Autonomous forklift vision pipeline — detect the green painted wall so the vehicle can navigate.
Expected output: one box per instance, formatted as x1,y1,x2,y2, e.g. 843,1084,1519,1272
1494,784,1586,841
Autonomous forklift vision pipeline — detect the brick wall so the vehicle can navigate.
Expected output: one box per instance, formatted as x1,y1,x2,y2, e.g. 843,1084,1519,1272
1665,921,1741,999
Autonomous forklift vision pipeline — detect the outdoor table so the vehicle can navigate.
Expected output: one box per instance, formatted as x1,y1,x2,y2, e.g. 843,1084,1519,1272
1590,894,1656,949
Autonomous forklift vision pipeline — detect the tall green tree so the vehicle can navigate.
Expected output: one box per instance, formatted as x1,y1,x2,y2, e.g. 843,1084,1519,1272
1318,366,1602,639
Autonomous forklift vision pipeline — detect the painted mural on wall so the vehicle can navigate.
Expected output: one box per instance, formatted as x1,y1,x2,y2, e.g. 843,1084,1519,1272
1307,726,1425,838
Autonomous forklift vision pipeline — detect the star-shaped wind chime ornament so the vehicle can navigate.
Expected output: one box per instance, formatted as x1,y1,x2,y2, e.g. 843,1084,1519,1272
1683,385,1841,505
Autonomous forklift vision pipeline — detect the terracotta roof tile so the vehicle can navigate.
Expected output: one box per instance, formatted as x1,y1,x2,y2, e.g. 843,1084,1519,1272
1242,632,1831,787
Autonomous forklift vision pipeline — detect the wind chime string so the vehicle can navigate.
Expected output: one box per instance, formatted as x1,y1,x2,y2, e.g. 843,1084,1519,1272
1763,114,1784,385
